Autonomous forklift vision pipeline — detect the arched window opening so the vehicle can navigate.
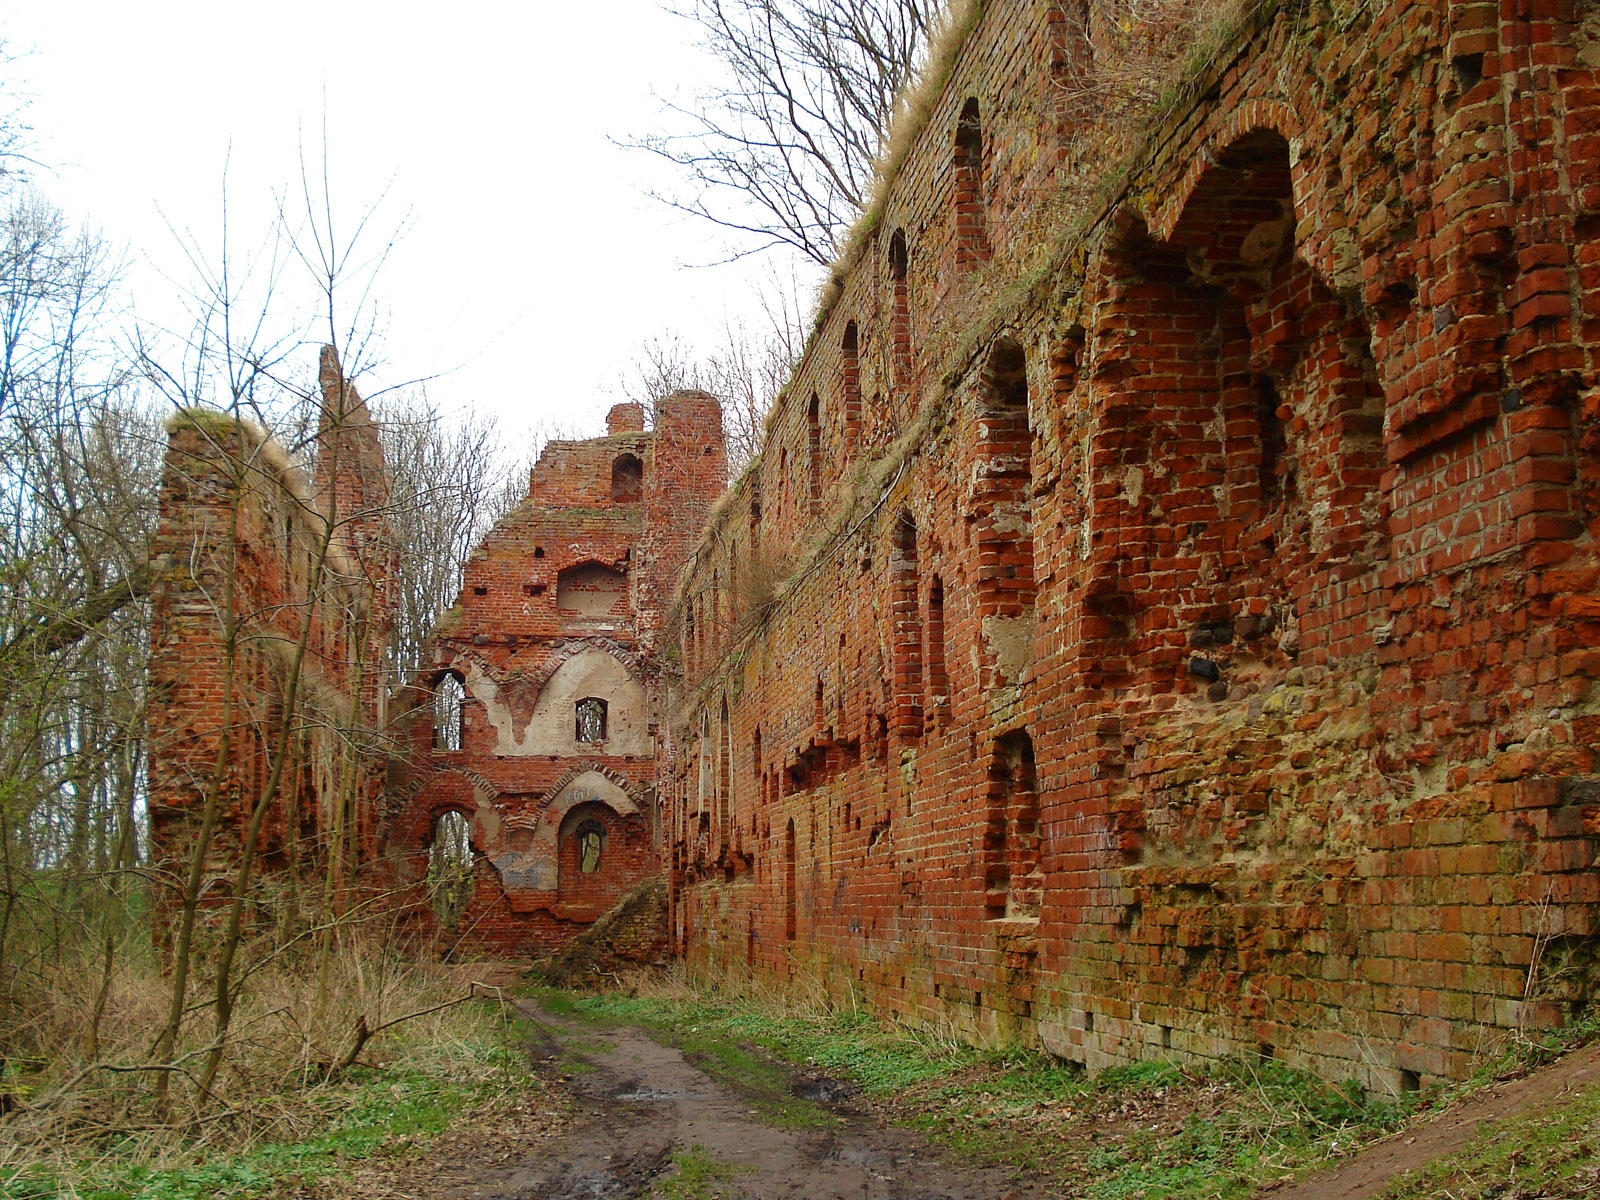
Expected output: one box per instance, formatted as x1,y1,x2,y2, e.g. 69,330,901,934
426,810,475,927
891,510,923,741
575,696,608,743
433,672,465,752
928,575,949,701
841,321,861,447
785,817,798,941
974,338,1036,651
889,230,911,389
954,98,989,267
806,393,822,517
982,730,1040,921
611,453,644,502
718,697,732,847
576,819,605,873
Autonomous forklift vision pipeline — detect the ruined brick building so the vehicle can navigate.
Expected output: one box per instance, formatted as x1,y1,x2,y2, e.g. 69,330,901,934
150,0,1600,1098
384,396,725,954
149,377,725,954
662,0,1600,1096
149,349,398,892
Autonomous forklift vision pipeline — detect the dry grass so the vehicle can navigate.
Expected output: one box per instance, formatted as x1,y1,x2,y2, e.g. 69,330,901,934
0,923,520,1193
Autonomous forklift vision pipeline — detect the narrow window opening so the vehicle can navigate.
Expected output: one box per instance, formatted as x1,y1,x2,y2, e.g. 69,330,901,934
1256,374,1287,507
611,453,644,502
433,672,465,752
426,810,475,927
718,697,732,847
534,546,545,558
975,337,1036,639
841,321,861,448
892,510,923,741
806,392,822,517
575,696,608,743
954,98,989,267
889,230,911,389
928,575,949,701
983,729,1039,920
785,818,798,941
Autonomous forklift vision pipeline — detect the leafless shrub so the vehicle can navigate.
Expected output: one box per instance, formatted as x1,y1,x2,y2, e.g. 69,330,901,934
0,921,509,1184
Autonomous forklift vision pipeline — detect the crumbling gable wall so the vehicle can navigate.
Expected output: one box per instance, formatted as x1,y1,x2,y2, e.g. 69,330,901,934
664,0,1600,1094
387,395,726,955
148,348,398,905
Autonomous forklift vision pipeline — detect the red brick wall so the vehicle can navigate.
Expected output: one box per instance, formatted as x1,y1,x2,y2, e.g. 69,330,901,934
663,0,1600,1095
148,350,396,901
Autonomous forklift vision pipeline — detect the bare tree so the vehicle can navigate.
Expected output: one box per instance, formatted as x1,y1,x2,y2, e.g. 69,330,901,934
633,0,939,265
618,272,804,476
377,388,513,682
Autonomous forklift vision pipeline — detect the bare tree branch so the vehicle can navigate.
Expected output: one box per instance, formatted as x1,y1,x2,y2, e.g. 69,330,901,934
627,0,937,266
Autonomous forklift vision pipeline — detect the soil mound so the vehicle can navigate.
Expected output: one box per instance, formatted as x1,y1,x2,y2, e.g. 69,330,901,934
538,876,668,987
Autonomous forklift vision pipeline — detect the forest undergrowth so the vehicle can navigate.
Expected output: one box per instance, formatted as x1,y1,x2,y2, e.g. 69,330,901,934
0,910,535,1200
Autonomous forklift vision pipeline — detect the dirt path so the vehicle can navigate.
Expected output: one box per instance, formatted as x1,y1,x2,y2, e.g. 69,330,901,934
368,1001,1036,1200
1256,1040,1600,1200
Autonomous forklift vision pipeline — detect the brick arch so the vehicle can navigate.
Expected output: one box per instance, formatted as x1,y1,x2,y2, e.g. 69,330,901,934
1148,101,1303,241
384,767,499,879
1148,107,1358,300
538,762,647,818
521,637,653,694
444,636,651,695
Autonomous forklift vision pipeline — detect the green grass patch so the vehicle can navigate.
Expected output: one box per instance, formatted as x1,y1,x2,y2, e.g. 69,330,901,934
2,1009,540,1200
1376,1081,1600,1199
650,1143,756,1199
535,987,1429,1199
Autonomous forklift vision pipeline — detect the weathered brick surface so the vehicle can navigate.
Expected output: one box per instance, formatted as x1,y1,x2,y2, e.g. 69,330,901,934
149,372,725,962
148,349,397,893
384,395,726,955
663,0,1600,1093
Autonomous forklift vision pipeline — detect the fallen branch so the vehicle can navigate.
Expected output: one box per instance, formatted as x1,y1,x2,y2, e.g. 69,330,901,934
327,985,486,1078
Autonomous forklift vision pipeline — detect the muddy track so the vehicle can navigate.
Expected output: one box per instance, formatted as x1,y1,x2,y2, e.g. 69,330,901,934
433,1000,1035,1200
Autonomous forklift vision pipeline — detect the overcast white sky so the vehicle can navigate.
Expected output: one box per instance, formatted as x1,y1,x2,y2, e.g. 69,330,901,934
5,0,810,442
